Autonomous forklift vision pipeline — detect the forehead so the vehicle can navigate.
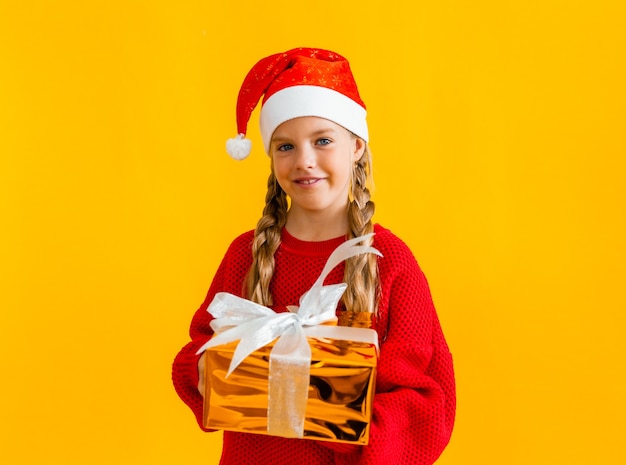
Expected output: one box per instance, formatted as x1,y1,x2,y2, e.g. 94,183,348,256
272,116,347,139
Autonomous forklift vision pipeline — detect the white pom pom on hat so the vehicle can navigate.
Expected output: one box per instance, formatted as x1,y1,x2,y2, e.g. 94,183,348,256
226,134,252,160
226,47,369,160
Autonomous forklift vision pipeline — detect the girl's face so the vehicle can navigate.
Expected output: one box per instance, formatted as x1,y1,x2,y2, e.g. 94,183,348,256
270,116,365,220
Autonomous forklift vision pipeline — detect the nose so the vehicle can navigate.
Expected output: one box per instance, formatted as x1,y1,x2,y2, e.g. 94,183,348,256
294,144,317,169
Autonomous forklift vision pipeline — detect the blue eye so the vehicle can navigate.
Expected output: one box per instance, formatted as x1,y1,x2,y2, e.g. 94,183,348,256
277,143,294,151
317,138,332,146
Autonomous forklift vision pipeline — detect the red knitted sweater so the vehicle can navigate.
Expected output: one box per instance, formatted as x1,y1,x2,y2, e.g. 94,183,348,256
172,224,455,465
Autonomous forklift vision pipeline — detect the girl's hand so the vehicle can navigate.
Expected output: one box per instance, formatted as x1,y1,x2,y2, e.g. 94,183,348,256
197,353,206,397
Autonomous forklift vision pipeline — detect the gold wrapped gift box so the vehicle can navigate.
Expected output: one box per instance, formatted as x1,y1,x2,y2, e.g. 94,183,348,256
203,336,377,444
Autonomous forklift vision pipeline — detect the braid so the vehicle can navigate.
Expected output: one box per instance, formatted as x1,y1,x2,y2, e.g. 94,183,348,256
341,145,379,324
244,170,288,306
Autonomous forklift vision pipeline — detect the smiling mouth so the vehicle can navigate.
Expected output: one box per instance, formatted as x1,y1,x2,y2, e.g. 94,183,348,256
296,178,321,185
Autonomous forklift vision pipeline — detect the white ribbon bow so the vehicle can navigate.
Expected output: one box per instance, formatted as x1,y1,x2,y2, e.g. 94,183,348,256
196,233,381,438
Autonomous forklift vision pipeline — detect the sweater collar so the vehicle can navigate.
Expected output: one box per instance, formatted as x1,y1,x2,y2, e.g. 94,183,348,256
280,227,348,258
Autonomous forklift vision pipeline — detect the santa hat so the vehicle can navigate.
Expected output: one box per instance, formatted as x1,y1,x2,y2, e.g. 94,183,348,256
226,47,369,160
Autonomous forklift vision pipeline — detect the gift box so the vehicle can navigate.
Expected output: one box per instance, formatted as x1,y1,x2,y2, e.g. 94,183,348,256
197,234,382,444
202,332,377,444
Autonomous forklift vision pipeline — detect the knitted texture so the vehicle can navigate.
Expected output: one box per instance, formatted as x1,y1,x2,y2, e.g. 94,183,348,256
172,224,456,465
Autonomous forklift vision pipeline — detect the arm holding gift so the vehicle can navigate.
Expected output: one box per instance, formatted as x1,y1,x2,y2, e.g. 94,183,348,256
172,232,253,431
324,234,456,464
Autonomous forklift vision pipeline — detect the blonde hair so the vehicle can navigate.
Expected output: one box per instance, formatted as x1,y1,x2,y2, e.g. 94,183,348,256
244,143,379,322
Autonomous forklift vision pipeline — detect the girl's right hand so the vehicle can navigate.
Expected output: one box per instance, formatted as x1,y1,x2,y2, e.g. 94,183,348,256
197,353,206,397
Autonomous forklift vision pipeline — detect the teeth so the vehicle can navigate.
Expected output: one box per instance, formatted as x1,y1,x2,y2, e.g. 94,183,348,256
300,179,317,185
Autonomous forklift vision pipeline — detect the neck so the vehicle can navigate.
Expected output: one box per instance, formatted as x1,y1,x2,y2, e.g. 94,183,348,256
285,208,349,242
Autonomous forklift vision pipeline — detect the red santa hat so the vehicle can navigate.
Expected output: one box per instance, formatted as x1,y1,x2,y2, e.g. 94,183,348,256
226,47,369,160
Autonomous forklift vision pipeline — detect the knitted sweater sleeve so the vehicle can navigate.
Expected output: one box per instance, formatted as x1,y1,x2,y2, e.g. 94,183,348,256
171,233,253,431
333,239,456,464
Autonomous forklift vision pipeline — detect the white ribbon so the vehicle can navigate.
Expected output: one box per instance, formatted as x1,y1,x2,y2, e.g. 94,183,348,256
196,233,381,438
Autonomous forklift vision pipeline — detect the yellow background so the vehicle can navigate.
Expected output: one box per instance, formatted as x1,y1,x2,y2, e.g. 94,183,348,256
1,1,625,464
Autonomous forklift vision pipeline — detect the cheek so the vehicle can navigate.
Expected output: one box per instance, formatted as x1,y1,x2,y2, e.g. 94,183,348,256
271,156,286,174
272,159,291,186
338,150,356,178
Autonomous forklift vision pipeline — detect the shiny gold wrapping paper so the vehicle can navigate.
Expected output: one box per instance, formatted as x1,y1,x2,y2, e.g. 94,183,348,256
203,337,377,444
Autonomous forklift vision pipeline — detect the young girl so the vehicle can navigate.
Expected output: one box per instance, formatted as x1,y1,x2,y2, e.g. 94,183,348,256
172,47,455,465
